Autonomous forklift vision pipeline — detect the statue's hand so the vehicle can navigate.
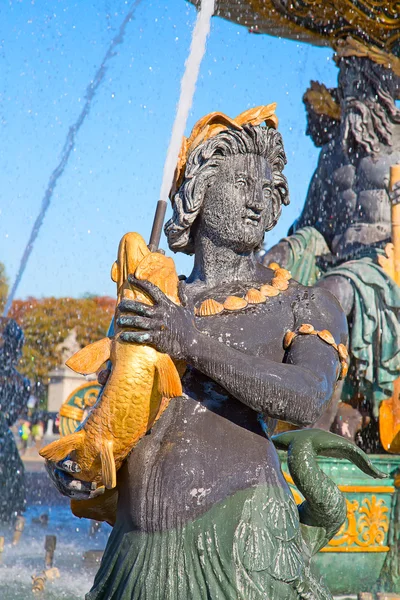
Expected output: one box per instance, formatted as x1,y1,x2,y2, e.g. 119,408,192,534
45,459,105,501
116,277,195,360
390,181,400,206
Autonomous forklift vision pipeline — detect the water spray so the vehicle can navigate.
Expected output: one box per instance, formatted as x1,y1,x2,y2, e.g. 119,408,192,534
148,0,215,251
31,535,60,593
3,0,143,317
12,515,25,546
44,534,57,569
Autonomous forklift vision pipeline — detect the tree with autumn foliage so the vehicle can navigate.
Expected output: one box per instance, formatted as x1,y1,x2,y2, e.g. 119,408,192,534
9,296,115,401
0,262,8,312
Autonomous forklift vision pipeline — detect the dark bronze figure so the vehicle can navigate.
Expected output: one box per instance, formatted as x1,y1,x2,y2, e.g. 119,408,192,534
46,114,385,599
0,317,30,523
264,46,400,442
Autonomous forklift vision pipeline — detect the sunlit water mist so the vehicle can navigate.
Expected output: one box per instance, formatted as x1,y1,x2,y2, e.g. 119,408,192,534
0,505,111,600
3,0,143,317
159,0,215,202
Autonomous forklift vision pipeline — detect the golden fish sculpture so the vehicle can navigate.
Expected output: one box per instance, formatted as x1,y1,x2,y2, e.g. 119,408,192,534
40,232,183,491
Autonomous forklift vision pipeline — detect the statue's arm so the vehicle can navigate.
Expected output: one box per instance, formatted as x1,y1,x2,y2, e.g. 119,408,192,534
183,292,346,426
118,280,348,427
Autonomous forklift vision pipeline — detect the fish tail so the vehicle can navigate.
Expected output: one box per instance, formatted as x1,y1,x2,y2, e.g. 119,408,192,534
100,439,116,489
155,353,182,398
39,430,85,463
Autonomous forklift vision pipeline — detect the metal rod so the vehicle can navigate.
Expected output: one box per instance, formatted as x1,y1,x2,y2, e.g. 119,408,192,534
148,200,168,252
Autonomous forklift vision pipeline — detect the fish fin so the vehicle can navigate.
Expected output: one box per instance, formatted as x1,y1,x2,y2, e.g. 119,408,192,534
155,354,182,398
39,430,84,463
100,440,116,489
66,338,112,375
154,396,172,422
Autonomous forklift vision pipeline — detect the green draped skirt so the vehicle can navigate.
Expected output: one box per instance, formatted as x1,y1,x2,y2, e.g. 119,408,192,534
86,484,331,600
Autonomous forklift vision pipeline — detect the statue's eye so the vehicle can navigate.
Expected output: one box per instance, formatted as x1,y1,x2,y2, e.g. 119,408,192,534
263,186,272,197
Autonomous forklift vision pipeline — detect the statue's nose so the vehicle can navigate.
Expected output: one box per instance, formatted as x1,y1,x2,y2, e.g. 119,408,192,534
247,184,264,211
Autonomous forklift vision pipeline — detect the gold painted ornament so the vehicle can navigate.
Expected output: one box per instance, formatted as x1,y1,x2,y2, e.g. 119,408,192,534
298,323,315,335
224,296,248,311
172,105,278,196
267,262,280,271
283,330,296,350
195,298,225,317
245,288,267,304
318,330,336,346
260,284,280,297
40,232,183,491
275,268,291,280
283,323,349,380
271,277,289,291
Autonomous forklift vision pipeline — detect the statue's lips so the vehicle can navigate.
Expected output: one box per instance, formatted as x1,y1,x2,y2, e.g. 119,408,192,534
244,212,262,226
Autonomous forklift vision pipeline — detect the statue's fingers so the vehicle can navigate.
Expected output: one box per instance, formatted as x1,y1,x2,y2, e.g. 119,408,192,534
127,277,167,305
117,316,153,330
118,299,154,317
120,331,152,344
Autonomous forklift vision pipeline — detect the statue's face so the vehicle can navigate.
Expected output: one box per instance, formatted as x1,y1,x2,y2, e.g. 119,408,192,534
338,59,375,106
198,153,276,252
305,107,339,147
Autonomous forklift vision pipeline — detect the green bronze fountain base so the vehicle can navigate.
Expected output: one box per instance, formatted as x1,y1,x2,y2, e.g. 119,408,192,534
279,452,400,595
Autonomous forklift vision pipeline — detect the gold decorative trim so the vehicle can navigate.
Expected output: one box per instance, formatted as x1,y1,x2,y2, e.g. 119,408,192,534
215,1,400,62
335,37,400,78
194,265,292,317
320,546,390,553
329,496,389,550
59,405,85,422
341,485,395,494
173,105,278,197
303,81,341,120
283,472,395,494
282,471,392,553
59,381,102,437
283,323,349,379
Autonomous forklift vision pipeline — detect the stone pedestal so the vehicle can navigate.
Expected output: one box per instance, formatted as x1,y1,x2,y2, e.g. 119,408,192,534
47,365,88,414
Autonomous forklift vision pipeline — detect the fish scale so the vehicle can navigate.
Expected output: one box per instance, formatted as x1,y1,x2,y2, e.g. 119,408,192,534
40,232,183,491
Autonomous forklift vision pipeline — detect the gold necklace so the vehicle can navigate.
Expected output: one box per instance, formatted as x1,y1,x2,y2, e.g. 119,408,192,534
194,263,291,317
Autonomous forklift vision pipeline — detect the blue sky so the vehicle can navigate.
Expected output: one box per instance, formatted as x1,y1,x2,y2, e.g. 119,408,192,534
0,0,339,300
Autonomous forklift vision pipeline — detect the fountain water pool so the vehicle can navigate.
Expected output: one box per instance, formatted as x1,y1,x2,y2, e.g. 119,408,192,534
0,503,111,600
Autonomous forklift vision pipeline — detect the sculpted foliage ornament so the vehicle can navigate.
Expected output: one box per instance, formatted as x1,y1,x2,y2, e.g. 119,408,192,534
207,1,400,59
330,495,390,550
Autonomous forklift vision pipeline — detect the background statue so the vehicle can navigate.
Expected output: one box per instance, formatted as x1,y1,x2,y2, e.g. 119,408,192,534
263,39,400,447
46,111,384,600
302,81,340,149
0,317,30,522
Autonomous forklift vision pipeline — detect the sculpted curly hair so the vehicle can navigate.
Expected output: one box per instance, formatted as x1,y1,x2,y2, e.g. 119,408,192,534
164,124,289,255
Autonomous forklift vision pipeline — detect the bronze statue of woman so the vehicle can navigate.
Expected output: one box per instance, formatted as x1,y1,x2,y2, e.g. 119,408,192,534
46,108,384,599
